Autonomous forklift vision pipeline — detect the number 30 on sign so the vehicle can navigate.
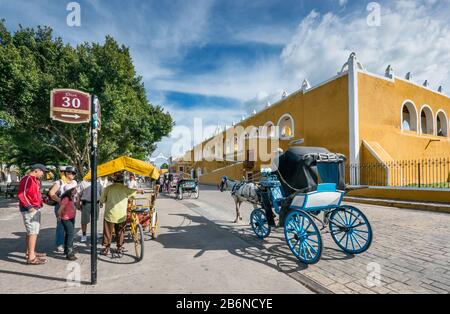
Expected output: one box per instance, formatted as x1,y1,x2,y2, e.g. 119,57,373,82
50,89,91,124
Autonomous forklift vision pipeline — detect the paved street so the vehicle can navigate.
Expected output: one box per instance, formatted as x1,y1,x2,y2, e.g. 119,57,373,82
0,189,311,294
192,186,450,294
1,185,449,294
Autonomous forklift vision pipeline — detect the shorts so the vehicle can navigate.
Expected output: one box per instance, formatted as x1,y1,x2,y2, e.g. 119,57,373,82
22,210,41,235
81,201,99,225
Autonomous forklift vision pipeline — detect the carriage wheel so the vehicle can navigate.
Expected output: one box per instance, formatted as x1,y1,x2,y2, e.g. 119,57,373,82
133,224,145,261
150,212,158,239
329,206,372,254
193,186,199,199
250,209,271,239
177,187,183,200
284,210,322,264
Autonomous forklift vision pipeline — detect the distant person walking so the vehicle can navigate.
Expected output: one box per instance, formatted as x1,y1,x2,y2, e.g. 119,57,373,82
17,164,48,265
127,174,138,189
77,179,103,243
100,172,143,256
48,166,78,253
57,187,78,260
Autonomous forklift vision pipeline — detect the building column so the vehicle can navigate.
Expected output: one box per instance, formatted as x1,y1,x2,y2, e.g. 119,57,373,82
348,53,360,185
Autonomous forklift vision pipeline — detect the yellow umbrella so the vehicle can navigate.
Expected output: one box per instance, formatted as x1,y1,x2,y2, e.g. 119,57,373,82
84,156,160,181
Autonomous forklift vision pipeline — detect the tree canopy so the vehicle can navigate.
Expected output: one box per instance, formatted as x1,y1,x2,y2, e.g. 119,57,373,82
0,20,173,176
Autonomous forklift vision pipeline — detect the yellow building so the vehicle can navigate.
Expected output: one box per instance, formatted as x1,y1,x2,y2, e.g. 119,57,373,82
174,53,450,188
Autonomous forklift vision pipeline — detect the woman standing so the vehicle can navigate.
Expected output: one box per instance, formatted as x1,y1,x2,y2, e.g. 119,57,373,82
49,166,78,253
57,187,78,260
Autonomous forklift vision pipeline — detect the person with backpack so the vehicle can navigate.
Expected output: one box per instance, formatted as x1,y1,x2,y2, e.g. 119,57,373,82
57,187,78,260
48,166,78,253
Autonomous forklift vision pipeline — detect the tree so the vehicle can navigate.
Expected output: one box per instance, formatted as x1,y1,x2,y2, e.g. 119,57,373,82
160,163,169,169
0,20,173,176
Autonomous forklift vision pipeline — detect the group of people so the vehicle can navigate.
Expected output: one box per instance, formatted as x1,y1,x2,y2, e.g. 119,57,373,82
17,164,144,265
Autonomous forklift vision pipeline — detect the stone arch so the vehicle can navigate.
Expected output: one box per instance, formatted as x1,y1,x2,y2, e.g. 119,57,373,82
401,100,418,132
420,105,434,135
436,110,449,137
277,114,295,139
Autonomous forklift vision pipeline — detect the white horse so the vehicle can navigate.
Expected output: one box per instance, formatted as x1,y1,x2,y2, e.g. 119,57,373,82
219,176,260,223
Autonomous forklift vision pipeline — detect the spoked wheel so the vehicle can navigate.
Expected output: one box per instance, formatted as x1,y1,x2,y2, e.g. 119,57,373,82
133,224,145,261
250,209,271,239
193,186,199,199
177,187,183,200
329,206,373,254
284,210,322,264
150,211,158,239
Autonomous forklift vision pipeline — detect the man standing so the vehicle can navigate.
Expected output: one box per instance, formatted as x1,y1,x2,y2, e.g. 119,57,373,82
100,172,143,256
17,164,48,265
77,179,103,243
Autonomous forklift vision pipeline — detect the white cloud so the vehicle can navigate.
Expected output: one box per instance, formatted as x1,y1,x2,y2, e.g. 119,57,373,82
281,1,450,89
153,102,245,158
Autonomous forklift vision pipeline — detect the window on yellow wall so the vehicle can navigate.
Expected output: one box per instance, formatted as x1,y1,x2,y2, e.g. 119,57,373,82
437,111,448,137
279,115,294,139
420,107,434,135
402,103,417,132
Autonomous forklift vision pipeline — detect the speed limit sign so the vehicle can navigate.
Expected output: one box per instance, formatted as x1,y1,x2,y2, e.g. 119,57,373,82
50,89,91,124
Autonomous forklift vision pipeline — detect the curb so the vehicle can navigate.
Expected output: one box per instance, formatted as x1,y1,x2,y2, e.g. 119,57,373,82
344,196,450,214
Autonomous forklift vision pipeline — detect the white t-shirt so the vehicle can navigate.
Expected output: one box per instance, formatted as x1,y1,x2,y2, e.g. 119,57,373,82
127,180,138,189
55,179,78,195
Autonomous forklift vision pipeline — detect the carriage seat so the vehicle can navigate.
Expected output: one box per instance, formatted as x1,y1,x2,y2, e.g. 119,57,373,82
290,183,344,211
132,207,150,214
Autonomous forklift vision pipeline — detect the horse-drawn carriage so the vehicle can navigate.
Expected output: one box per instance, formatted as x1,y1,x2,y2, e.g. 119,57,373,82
163,172,199,200
221,147,373,264
250,147,373,264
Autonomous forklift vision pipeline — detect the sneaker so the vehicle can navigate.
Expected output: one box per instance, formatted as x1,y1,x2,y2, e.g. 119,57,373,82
55,246,65,254
80,235,87,243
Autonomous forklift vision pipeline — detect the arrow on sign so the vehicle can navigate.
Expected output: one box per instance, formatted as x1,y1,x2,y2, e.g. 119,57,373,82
61,114,81,119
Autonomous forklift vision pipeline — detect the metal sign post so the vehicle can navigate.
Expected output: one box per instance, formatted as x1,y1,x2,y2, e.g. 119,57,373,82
90,96,100,285
49,88,97,283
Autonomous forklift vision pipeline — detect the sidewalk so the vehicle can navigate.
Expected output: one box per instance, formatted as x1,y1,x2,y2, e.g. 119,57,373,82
0,195,312,294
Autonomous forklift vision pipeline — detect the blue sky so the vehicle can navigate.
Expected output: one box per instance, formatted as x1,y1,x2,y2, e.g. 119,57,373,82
1,0,449,160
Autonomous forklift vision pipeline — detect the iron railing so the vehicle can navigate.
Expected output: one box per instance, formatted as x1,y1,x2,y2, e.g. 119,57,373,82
348,158,450,188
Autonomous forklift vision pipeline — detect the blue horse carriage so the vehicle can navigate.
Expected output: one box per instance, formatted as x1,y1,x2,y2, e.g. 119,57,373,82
250,147,373,264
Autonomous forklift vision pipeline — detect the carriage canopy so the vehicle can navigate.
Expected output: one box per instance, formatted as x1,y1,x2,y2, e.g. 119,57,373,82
83,156,160,181
273,147,346,195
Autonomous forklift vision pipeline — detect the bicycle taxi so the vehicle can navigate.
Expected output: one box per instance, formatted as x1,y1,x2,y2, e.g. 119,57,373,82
84,156,160,262
251,147,373,264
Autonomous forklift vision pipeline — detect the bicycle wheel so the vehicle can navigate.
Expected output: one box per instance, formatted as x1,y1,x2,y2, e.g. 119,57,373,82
177,187,183,200
193,186,199,199
133,224,145,261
